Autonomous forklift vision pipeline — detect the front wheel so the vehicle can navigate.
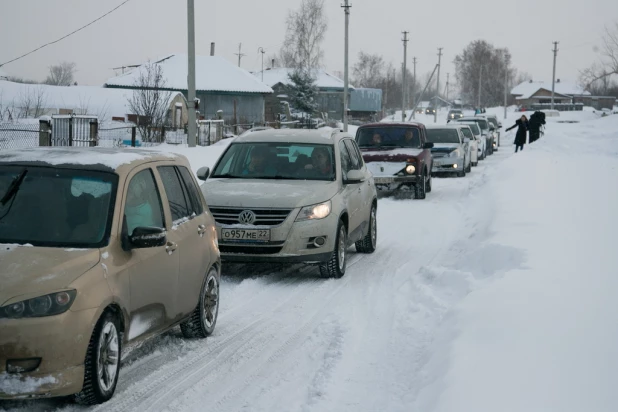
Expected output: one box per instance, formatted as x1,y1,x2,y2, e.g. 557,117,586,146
181,267,220,338
75,312,121,405
426,173,432,193
320,221,347,278
465,159,472,173
355,204,377,253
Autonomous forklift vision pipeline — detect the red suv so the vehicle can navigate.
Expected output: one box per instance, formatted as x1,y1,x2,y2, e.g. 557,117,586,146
355,123,434,199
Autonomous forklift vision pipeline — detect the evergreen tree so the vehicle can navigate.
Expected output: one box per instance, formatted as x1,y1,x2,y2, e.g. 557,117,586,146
286,69,319,115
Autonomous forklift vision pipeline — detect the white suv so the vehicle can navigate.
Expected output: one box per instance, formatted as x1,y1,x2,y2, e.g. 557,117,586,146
198,129,378,278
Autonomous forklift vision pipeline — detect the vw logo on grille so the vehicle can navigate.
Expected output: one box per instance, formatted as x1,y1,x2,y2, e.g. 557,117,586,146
238,210,256,225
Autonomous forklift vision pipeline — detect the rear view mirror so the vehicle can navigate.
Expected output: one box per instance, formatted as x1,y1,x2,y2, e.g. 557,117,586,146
423,142,434,149
344,169,365,184
197,167,210,181
129,227,167,249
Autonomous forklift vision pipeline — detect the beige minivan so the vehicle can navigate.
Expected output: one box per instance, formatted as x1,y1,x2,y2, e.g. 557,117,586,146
0,147,220,404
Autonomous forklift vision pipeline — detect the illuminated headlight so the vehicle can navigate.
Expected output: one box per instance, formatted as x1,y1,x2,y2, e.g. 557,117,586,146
296,200,332,221
0,290,77,319
453,164,459,169
405,165,416,174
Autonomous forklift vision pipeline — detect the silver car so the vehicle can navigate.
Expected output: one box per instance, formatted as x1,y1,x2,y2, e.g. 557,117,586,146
426,125,472,177
199,129,378,278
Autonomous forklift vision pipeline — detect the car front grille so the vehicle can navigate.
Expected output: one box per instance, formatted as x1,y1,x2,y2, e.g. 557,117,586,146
219,242,285,255
209,207,293,226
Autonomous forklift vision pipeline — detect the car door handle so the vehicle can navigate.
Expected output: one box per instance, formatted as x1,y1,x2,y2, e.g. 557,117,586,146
165,241,178,254
198,224,207,237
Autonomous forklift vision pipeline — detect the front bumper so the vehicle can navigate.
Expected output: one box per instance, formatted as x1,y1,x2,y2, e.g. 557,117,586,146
432,156,464,173
216,210,340,263
0,307,98,399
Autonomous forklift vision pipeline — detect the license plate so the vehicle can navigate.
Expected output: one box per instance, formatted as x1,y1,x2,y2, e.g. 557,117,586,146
221,228,270,241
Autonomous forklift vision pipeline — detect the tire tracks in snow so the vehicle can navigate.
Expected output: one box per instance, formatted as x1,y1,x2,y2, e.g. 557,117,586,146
96,254,364,412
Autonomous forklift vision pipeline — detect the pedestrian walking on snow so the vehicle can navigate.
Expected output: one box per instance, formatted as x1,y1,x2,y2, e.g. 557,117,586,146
506,115,529,153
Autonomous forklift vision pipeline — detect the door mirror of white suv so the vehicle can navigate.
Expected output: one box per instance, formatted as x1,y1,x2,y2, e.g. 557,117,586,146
345,169,365,184
197,167,210,181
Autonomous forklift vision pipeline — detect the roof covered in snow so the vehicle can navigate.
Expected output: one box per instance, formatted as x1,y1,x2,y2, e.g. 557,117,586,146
255,68,354,90
0,80,184,122
511,80,590,99
105,54,273,94
0,147,180,171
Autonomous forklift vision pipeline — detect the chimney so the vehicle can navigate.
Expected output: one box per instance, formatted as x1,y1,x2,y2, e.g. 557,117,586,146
210,42,215,56
271,59,275,69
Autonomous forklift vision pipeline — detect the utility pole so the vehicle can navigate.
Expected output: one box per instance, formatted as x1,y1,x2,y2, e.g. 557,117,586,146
504,52,508,120
258,47,266,82
234,43,246,67
401,31,409,122
412,57,417,119
551,41,559,110
435,47,442,123
342,0,351,132
478,64,483,108
187,0,197,147
446,72,450,102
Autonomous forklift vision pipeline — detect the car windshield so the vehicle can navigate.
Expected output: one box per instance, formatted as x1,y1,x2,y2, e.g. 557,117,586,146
356,127,421,149
211,142,336,181
458,122,481,135
426,129,460,144
460,128,474,139
474,119,489,131
0,166,117,248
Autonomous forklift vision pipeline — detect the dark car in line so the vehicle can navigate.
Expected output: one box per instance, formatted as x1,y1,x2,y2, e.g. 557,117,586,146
354,123,434,199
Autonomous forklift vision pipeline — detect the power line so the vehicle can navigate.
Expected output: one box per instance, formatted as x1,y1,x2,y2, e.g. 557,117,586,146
0,0,133,68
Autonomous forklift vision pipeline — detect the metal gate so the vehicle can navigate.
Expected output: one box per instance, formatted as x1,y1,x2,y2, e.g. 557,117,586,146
51,115,98,147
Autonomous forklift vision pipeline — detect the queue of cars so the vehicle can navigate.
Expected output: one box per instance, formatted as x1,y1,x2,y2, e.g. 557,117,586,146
0,111,500,404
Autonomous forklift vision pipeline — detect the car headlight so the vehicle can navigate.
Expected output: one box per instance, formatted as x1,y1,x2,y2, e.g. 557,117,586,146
449,150,459,158
0,290,77,319
296,200,332,221
405,165,416,174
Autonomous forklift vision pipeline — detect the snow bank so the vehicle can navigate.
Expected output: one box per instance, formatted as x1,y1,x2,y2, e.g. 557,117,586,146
416,113,618,412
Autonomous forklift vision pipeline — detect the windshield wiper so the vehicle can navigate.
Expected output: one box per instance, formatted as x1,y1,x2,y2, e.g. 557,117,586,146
1,169,28,206
259,175,298,180
211,173,239,179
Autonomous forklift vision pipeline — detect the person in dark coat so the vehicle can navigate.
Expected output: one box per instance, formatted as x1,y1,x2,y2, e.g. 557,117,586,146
528,111,546,143
505,115,528,153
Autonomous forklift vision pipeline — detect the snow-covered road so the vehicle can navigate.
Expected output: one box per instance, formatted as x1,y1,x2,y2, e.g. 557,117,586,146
2,109,617,412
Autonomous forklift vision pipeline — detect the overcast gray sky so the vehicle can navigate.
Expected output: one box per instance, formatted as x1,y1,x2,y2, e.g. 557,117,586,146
1,0,617,90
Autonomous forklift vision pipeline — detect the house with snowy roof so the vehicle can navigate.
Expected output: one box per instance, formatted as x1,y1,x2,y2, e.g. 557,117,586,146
0,79,187,127
255,68,353,121
510,80,590,106
105,54,273,125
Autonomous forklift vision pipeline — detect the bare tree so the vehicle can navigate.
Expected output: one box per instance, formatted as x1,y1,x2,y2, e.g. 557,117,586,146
76,95,110,122
17,86,48,118
454,40,516,107
45,62,77,86
127,63,172,142
352,52,385,89
581,22,618,91
279,0,328,70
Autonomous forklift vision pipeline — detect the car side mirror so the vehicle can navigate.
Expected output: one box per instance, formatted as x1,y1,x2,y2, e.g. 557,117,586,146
129,227,167,249
344,169,365,184
197,167,210,181
423,142,434,149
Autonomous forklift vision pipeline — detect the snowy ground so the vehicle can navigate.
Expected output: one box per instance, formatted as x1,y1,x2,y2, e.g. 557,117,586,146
1,110,617,412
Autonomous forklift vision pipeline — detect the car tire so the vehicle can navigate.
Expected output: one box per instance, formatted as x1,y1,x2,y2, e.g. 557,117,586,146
426,173,432,193
319,221,347,278
473,161,478,167
181,267,219,338
465,160,472,173
355,204,377,254
75,311,121,405
415,171,427,199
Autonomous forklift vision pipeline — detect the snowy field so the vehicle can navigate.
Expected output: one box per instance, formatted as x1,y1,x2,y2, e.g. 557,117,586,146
1,109,617,412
